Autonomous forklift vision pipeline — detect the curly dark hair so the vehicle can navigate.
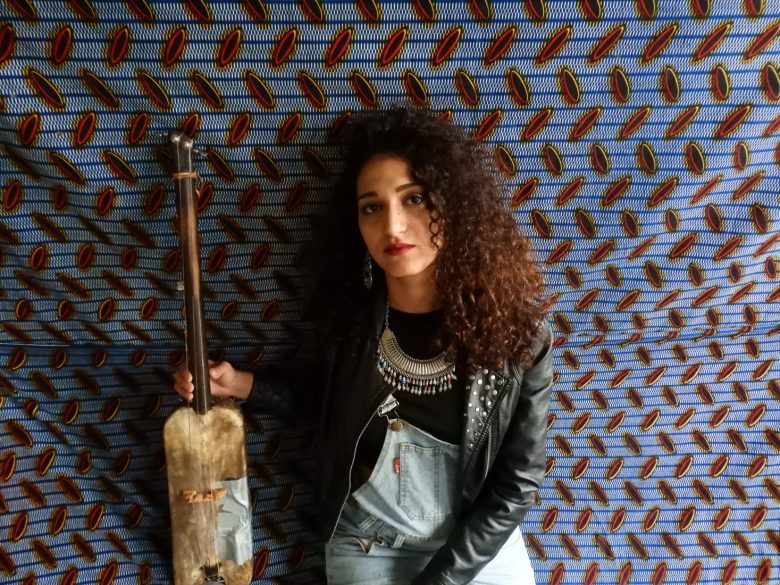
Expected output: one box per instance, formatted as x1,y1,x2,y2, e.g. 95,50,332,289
311,105,552,369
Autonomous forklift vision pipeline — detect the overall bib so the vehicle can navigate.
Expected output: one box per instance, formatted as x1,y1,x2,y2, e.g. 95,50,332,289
325,417,535,585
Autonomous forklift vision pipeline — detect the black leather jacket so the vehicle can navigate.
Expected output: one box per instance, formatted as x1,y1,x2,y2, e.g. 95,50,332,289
248,289,554,585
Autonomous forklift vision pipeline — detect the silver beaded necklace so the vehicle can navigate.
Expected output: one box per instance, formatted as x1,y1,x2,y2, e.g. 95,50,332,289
375,303,456,395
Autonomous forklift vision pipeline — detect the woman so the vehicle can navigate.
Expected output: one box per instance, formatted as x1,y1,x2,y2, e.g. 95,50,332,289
174,105,554,584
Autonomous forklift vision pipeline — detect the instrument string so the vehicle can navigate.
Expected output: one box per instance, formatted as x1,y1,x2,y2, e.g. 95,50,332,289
175,141,226,583
194,170,223,581
182,203,206,577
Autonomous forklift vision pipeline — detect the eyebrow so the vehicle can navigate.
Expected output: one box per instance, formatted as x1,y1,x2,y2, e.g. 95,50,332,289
356,182,420,201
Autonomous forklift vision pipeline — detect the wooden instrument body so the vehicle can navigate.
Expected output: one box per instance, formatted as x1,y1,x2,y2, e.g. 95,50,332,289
164,402,252,585
164,131,252,585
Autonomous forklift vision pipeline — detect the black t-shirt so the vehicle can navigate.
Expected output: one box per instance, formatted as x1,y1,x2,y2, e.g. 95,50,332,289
353,306,465,473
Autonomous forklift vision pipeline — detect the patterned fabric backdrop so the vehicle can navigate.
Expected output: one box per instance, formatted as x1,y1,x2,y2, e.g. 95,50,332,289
1,1,779,584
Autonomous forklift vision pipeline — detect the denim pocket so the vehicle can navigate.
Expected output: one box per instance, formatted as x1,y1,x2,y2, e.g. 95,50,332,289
399,443,453,521
327,534,374,555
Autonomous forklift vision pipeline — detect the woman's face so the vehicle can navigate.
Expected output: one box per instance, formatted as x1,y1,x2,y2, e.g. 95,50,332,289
355,155,441,283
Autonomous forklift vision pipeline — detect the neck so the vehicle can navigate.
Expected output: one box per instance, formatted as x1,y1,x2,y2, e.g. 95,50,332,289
386,270,440,313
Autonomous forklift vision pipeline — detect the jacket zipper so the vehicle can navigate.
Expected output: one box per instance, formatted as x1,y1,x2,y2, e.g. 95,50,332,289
489,413,499,463
328,386,393,541
462,375,511,480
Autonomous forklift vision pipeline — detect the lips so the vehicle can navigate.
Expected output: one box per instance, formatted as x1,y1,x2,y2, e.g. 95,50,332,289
384,243,414,255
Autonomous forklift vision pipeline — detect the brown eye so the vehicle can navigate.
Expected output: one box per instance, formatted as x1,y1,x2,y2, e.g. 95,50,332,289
359,202,381,215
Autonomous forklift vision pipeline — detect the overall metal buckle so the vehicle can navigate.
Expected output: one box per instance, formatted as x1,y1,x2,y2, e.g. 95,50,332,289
377,394,403,431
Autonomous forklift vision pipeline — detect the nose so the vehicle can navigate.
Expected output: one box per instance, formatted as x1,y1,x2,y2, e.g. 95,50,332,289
384,204,407,235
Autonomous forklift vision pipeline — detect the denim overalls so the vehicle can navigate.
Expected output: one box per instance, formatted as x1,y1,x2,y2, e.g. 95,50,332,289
325,396,535,585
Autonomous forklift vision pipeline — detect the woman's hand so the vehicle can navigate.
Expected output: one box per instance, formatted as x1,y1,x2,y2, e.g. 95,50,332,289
172,361,254,401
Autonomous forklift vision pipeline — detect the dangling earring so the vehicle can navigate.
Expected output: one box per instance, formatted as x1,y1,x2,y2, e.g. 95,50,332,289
363,251,373,289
